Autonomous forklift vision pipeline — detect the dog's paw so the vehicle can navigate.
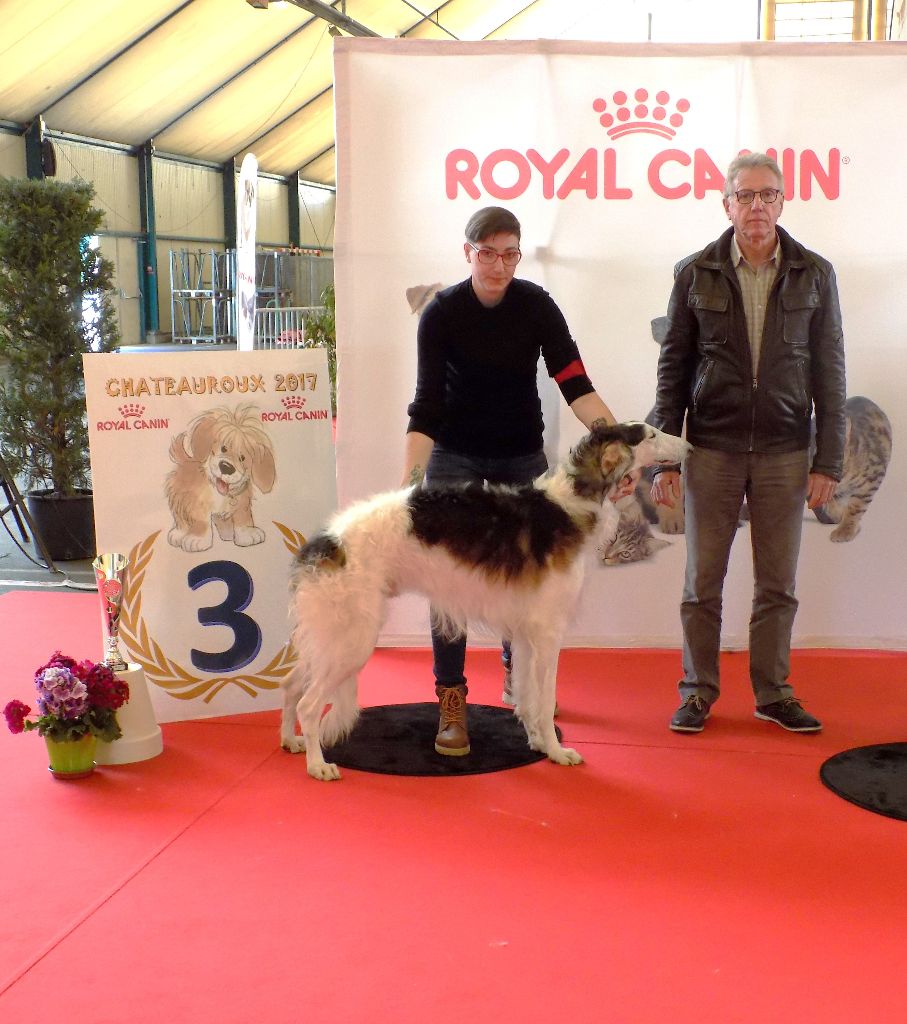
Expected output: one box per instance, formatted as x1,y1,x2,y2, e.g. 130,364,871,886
281,736,305,754
234,526,266,547
169,529,213,552
547,745,584,766
307,761,342,781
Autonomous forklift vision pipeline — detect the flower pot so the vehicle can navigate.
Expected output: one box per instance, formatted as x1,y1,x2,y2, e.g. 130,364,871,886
45,733,97,780
26,489,96,561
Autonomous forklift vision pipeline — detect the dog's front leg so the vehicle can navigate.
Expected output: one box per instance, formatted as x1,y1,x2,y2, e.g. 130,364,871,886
514,635,583,767
231,506,266,547
296,688,341,781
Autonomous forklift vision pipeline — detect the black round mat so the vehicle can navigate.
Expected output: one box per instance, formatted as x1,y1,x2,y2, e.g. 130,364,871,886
819,743,907,822
323,702,559,777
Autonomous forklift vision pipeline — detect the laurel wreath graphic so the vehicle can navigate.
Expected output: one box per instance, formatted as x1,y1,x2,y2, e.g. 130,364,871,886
119,524,306,702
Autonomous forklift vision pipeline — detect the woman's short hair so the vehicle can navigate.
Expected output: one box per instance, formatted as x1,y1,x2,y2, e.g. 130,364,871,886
723,152,785,198
464,207,521,244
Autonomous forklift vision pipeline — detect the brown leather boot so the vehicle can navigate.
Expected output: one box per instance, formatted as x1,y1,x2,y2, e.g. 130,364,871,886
434,684,470,756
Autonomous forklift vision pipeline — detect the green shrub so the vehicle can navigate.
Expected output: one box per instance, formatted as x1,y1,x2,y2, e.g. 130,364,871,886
0,177,119,495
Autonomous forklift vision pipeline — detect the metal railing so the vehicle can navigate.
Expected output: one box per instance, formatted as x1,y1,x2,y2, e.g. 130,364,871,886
252,305,326,349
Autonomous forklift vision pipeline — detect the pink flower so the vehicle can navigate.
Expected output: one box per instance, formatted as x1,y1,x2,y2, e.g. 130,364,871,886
3,699,32,734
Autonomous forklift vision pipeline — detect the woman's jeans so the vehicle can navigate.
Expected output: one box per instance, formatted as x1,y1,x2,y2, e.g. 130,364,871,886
423,446,548,692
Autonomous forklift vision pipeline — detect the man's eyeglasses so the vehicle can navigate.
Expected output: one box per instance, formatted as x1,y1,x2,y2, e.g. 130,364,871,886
468,243,522,267
733,188,782,205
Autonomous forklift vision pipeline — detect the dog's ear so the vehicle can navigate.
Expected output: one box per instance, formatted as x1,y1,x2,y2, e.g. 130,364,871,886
185,414,220,460
169,431,190,463
251,444,276,493
406,283,442,315
599,440,633,482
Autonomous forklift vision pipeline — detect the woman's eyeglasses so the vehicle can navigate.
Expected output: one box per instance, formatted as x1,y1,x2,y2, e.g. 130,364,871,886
468,243,522,267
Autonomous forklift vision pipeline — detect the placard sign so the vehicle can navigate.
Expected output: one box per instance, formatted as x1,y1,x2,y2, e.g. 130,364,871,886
83,350,336,721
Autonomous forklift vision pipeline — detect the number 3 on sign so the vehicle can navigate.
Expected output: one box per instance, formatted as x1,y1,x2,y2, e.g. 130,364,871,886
188,561,262,672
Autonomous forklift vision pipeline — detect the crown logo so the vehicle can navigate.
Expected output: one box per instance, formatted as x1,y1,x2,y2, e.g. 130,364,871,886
281,396,306,409
119,403,145,418
593,90,690,140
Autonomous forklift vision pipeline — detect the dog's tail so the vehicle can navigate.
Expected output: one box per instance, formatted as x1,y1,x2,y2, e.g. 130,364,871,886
319,676,360,747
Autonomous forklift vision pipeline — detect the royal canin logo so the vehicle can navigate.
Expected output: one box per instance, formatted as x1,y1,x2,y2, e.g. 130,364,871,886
445,89,842,202
259,393,327,422
96,404,169,432
594,89,690,139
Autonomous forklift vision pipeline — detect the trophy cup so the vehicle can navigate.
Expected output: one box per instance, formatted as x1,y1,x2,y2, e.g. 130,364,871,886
92,552,164,764
93,552,130,671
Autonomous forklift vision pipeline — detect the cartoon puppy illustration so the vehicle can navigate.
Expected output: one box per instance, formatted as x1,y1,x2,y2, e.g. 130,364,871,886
165,405,276,552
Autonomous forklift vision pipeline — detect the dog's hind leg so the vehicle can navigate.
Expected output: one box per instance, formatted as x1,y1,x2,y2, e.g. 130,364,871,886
295,678,341,781
513,633,583,767
280,665,307,753
294,600,385,781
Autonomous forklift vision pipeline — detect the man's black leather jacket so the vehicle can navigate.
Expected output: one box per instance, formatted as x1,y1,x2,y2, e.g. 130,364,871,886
652,225,846,480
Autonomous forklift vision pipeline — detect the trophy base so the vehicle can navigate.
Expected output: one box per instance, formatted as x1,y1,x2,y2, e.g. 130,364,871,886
96,664,164,765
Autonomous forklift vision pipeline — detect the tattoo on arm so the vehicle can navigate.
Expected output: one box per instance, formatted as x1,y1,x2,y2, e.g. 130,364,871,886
590,417,609,430
408,464,425,486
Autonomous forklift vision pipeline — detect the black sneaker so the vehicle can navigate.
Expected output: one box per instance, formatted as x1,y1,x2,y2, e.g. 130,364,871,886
670,695,711,732
754,697,822,732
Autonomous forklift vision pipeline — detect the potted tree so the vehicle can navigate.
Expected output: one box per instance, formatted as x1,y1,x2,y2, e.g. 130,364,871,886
0,176,119,560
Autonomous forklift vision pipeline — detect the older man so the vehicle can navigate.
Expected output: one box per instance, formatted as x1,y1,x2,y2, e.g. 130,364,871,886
651,152,846,734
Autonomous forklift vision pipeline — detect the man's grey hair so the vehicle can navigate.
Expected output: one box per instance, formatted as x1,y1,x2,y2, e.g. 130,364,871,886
464,206,521,244
723,152,785,199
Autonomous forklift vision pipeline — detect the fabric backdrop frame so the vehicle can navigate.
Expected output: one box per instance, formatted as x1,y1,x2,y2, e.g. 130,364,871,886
334,39,906,650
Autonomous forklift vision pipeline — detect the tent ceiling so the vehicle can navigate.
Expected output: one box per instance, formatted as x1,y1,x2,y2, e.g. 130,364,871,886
0,1,761,186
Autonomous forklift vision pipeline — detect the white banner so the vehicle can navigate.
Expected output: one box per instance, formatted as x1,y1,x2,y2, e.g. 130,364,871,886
334,39,907,649
84,350,336,720
236,152,258,351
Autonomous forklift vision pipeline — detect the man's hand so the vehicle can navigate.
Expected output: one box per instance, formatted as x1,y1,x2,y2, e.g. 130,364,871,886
807,472,837,510
651,469,681,508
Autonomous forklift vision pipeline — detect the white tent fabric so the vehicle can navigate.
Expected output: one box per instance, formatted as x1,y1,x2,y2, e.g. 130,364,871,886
0,0,762,184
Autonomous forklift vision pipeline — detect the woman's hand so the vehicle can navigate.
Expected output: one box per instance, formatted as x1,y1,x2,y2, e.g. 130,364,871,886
651,469,681,508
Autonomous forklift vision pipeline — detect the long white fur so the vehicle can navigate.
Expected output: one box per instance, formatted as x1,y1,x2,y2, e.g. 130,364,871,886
282,423,690,780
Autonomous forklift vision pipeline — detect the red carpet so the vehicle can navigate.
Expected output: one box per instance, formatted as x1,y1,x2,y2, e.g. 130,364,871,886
2,591,907,1023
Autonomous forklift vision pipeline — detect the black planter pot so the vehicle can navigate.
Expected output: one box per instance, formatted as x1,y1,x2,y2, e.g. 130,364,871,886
25,489,96,562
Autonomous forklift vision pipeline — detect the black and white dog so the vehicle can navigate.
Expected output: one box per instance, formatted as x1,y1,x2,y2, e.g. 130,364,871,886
282,422,691,780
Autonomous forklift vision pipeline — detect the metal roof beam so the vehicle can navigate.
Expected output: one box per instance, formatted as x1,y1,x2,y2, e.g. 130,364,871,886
398,1,460,40
277,1,381,36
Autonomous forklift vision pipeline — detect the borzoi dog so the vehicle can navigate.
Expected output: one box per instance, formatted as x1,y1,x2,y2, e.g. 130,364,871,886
282,422,690,780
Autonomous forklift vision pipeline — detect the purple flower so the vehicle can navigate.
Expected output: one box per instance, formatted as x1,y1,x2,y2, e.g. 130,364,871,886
3,699,31,734
35,667,89,720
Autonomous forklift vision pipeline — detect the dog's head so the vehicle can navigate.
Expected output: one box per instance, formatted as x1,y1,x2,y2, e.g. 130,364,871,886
183,405,276,497
568,422,691,503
